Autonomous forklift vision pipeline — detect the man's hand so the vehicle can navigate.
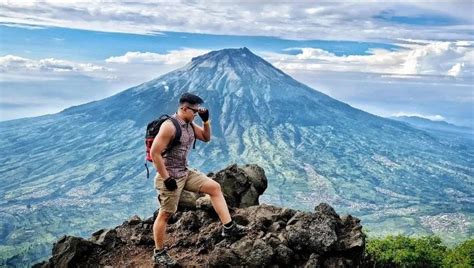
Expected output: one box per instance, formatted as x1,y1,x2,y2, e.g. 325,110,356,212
198,108,209,122
164,176,178,191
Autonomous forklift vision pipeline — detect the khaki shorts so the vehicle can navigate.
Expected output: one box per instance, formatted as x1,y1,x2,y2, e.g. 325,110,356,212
154,168,211,214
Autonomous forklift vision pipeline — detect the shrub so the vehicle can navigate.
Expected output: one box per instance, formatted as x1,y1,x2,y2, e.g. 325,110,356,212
442,239,474,268
366,235,446,267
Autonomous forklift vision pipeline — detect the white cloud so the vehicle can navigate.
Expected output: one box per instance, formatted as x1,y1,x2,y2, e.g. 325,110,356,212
105,49,209,64
0,1,472,41
0,48,215,121
392,112,446,121
0,48,210,83
447,63,464,77
0,55,114,80
264,40,474,78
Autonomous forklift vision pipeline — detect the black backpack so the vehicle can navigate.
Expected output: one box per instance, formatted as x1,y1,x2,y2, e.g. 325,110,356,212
144,114,196,178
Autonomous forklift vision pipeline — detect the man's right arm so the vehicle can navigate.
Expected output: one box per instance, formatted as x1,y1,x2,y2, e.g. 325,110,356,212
150,121,175,180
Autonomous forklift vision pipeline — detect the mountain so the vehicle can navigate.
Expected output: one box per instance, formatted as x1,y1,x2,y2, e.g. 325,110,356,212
391,116,474,141
1,47,472,266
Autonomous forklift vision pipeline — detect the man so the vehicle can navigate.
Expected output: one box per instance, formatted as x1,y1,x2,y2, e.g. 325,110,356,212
150,93,247,266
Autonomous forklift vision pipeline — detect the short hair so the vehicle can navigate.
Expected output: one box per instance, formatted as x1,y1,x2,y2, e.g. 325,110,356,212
179,93,204,106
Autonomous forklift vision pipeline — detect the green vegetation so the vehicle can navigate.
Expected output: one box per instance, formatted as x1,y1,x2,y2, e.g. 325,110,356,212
365,235,474,267
443,239,474,268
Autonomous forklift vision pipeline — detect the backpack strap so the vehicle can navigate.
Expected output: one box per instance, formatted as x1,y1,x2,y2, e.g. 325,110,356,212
161,117,182,156
190,122,197,149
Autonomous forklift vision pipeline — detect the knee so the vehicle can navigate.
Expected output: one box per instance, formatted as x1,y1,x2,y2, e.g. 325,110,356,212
208,181,222,196
157,210,172,221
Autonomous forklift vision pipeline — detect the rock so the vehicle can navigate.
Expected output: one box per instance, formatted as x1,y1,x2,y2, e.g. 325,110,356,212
115,217,154,246
334,214,365,263
246,239,274,265
35,164,365,267
174,164,267,212
34,236,103,267
230,237,254,259
176,211,201,232
208,247,240,266
240,164,267,195
274,244,294,265
315,202,340,221
177,190,200,210
304,253,321,268
90,229,122,250
324,257,353,267
195,194,213,211
129,226,153,245
287,204,339,253
127,215,141,225
211,164,267,208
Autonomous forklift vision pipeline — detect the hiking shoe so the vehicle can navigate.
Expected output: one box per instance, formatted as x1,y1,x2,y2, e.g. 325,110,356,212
221,222,248,238
152,248,177,266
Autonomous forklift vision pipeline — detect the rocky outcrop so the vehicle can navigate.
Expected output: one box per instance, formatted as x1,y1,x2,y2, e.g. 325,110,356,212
35,164,365,267
179,164,267,211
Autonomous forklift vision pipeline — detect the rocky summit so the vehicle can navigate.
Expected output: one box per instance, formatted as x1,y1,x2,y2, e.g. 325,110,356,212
35,164,365,267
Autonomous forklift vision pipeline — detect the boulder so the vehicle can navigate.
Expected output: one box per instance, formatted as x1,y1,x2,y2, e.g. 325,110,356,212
178,163,267,212
210,163,267,208
33,236,103,268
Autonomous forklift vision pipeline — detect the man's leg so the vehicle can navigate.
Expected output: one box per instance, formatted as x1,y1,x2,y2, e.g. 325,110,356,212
152,174,186,265
199,180,232,224
152,208,178,266
153,209,171,249
185,168,247,238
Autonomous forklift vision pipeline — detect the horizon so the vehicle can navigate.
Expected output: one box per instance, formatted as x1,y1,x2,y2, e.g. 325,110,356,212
0,1,473,127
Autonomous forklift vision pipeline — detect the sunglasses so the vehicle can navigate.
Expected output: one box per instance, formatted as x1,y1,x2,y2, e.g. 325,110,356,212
185,106,200,114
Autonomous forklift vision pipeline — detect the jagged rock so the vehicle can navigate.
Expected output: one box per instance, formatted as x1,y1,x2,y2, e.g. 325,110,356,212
127,215,142,225
274,244,294,265
305,253,321,268
177,190,200,210
195,194,213,211
245,239,274,265
174,163,267,214
36,164,365,267
33,236,104,268
176,164,267,213
210,164,267,208
176,211,201,232
208,247,240,266
90,229,122,250
324,257,354,267
240,164,267,195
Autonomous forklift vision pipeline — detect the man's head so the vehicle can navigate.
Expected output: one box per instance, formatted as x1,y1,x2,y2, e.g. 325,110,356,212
178,93,204,122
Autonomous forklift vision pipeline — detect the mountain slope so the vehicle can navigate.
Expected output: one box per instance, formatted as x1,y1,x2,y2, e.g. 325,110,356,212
1,47,472,266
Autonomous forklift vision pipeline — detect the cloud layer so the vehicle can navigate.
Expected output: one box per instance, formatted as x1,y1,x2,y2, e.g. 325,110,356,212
1,1,472,41
0,55,114,80
2,46,472,126
267,40,473,78
105,49,209,64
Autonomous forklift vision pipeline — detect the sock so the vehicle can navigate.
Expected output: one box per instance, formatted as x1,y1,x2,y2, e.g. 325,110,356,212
154,248,165,254
224,220,234,228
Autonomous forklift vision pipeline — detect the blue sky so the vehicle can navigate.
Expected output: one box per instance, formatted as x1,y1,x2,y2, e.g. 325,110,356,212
0,25,400,60
0,1,473,126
